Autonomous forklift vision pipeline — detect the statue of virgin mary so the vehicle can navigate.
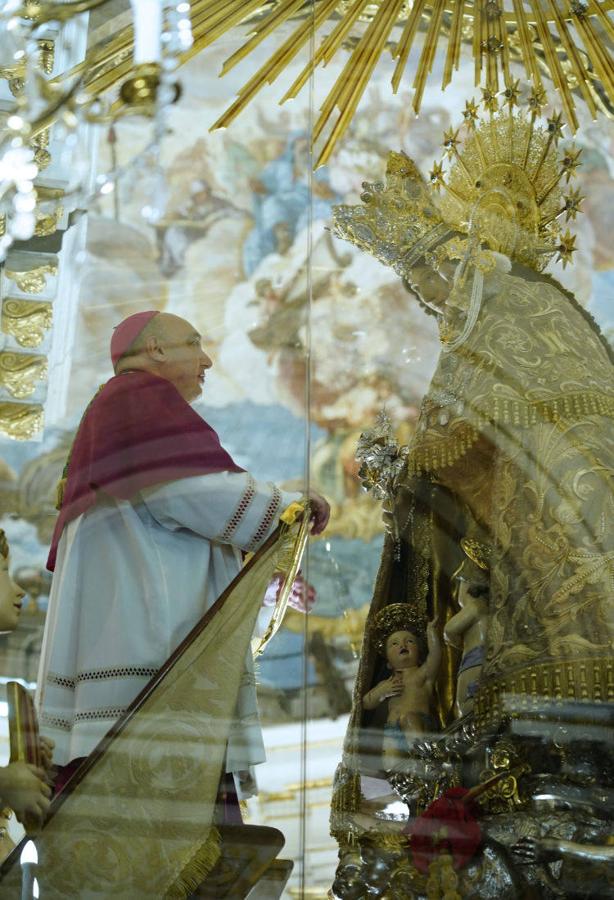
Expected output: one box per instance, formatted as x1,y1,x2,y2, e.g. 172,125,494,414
328,94,614,880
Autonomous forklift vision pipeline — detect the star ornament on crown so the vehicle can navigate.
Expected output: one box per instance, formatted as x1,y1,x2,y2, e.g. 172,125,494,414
332,87,584,275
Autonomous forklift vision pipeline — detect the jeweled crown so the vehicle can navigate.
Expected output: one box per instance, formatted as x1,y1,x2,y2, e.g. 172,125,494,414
431,87,582,271
332,152,454,281
333,88,582,275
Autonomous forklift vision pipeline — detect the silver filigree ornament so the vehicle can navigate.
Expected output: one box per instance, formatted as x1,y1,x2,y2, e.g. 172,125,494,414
356,410,409,500
356,410,410,559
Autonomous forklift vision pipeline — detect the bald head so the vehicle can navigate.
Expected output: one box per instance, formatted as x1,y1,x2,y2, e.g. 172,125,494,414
115,313,213,402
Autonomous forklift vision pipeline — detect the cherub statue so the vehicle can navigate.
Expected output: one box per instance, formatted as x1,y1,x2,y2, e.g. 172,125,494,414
513,834,614,867
444,538,490,717
0,529,53,837
363,603,441,766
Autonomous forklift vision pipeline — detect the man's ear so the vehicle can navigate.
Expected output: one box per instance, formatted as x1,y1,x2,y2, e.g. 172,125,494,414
145,333,165,361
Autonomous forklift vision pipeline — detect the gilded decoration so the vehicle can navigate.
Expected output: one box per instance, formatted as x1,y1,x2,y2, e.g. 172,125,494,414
34,0,613,169
31,128,52,171
0,402,43,440
34,206,64,237
194,0,614,164
0,352,47,399
1,299,53,348
4,262,58,294
475,657,614,730
333,92,582,285
0,37,54,81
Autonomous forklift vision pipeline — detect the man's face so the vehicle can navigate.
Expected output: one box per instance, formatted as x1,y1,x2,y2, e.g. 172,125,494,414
0,554,25,633
157,315,213,402
385,630,419,670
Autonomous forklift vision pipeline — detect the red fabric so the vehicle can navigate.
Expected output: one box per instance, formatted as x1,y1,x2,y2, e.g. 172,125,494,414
218,772,243,826
110,310,159,370
53,756,87,796
263,572,317,613
408,787,482,873
48,371,243,571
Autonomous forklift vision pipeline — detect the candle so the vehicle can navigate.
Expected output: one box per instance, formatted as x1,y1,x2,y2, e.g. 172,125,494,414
130,0,163,64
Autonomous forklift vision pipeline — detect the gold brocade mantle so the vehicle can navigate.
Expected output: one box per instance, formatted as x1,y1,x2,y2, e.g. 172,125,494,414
406,269,614,479
330,267,614,845
407,390,614,475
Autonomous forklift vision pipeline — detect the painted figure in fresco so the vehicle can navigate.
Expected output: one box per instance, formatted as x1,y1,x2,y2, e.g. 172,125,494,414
243,132,340,276
363,604,441,764
0,529,52,832
443,538,490,717
37,310,330,808
156,177,248,278
327,95,614,893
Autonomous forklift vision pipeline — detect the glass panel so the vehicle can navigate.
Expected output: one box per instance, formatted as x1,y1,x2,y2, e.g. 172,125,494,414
0,3,613,899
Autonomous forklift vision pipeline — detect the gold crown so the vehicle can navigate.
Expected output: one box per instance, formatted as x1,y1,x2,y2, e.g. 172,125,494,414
431,87,582,271
460,538,491,572
373,602,426,655
333,88,582,275
332,152,454,280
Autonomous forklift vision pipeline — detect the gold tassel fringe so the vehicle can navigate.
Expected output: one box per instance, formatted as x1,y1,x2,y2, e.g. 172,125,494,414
164,826,222,899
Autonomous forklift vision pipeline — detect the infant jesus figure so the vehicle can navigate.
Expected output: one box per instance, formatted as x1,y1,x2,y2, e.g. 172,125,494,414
363,603,441,765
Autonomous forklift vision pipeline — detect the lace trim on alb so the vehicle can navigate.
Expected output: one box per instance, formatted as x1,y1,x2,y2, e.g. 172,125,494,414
46,672,76,689
40,711,72,732
74,706,128,723
47,665,158,690
40,705,129,728
245,485,282,551
218,474,256,543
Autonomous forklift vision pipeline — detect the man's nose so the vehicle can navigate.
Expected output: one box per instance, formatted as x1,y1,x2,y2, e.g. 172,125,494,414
12,580,26,601
201,350,213,369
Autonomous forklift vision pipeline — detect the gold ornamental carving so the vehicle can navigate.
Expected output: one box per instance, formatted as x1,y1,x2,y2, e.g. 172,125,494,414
475,656,614,730
0,37,54,82
37,39,55,75
31,128,51,171
0,402,43,440
2,299,53,348
0,352,47,399
36,0,611,169
5,262,58,294
34,207,64,237
193,0,614,165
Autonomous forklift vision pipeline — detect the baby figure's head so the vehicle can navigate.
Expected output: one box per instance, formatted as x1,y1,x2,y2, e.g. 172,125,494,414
384,629,421,670
0,529,25,633
374,603,426,671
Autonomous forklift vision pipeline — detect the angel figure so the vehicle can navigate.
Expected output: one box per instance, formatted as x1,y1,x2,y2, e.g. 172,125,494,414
444,538,490,717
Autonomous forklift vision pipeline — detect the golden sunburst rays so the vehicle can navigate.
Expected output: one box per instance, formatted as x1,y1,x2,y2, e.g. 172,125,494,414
431,89,583,268
201,0,614,167
61,1,614,168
